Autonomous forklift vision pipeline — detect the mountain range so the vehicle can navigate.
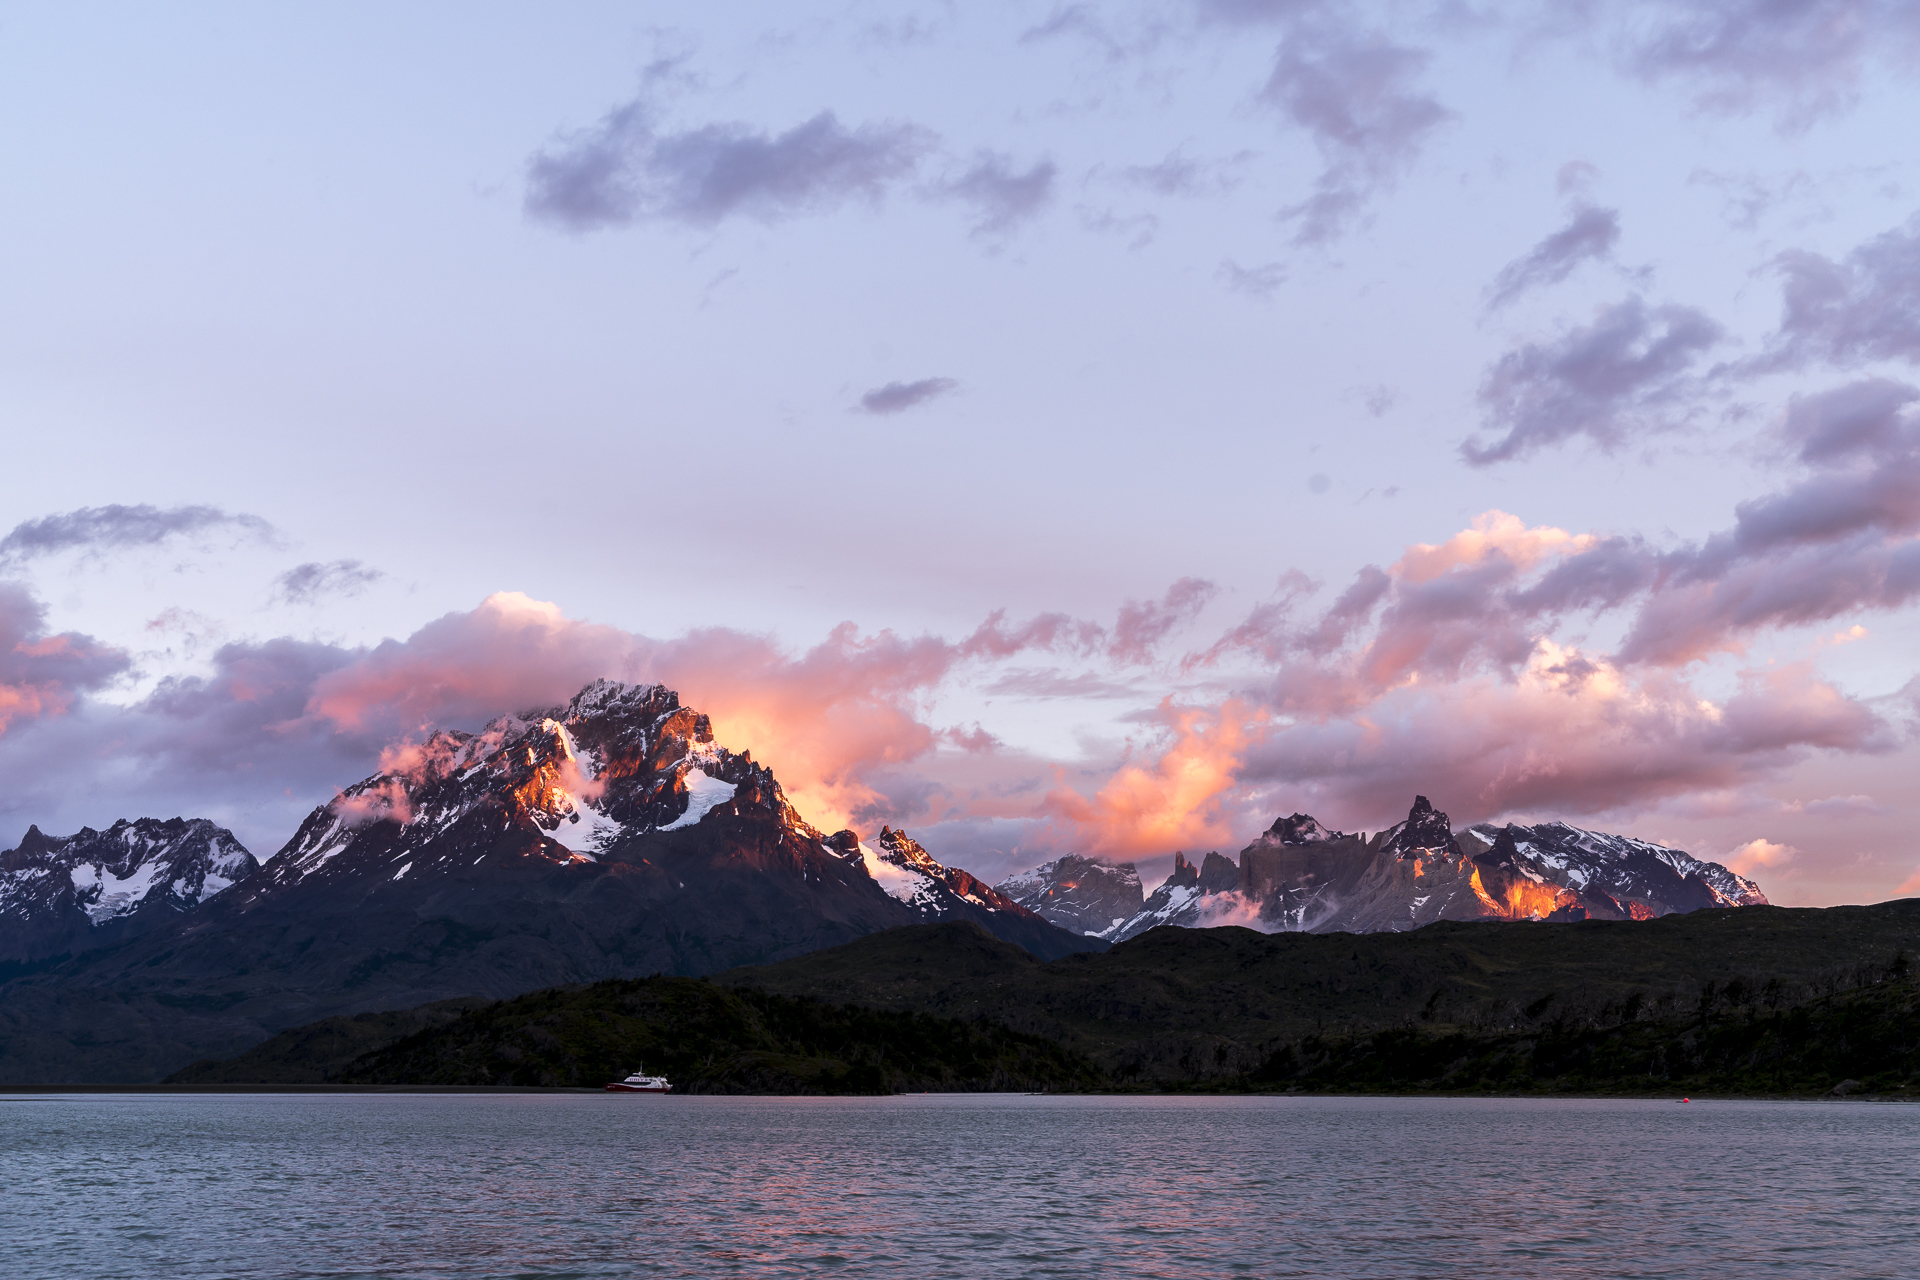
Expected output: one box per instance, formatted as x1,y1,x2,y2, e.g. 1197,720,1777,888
0,680,1091,1082
995,796,1765,942
0,681,1768,1083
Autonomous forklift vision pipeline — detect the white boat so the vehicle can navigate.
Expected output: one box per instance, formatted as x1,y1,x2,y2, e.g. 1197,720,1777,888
605,1067,670,1093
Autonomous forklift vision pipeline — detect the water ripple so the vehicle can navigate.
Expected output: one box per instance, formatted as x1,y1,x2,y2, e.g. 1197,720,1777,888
1,1094,1915,1278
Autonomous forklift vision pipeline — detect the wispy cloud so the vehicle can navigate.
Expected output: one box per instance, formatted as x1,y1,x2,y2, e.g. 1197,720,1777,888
526,103,933,230
1758,214,1920,370
0,504,274,564
272,560,385,606
1485,204,1622,308
937,153,1058,235
1609,0,1920,130
1218,259,1287,298
1260,24,1451,243
1464,296,1725,464
859,378,959,415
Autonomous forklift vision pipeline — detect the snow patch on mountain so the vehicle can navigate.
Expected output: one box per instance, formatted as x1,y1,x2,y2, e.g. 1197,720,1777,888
658,770,739,832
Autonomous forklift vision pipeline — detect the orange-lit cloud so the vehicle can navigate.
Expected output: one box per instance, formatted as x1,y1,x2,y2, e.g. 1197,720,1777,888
1042,699,1265,856
1725,837,1797,877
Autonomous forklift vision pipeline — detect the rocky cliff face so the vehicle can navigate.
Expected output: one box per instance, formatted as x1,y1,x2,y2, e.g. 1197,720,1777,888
998,795,1770,944
994,855,1144,937
1104,851,1245,939
0,679,1097,1083
1241,796,1767,932
1461,820,1768,914
0,818,258,967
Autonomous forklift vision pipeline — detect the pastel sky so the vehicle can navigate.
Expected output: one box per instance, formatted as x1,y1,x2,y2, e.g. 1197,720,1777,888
5,1,1920,905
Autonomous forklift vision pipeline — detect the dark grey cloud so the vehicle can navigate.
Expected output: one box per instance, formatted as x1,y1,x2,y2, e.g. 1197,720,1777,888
939,154,1058,235
1761,215,1920,370
1463,296,1725,465
1259,25,1452,243
859,378,958,415
1485,204,1621,308
271,560,385,606
0,504,274,563
526,103,934,230
1613,0,1920,129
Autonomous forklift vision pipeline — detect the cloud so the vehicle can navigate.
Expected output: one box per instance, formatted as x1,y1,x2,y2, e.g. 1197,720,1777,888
1485,205,1622,308
1259,24,1451,243
1217,260,1287,298
1196,0,1327,26
0,584,128,736
1233,648,1890,828
1725,837,1797,876
1121,149,1249,198
1269,386,1920,676
859,378,958,415
938,153,1058,234
1759,214,1920,371
1108,578,1219,664
1778,377,1918,463
1464,296,1725,464
0,581,1208,845
1173,433,1920,833
525,102,933,230
1043,699,1265,856
1611,0,1920,129
271,560,385,605
0,504,274,563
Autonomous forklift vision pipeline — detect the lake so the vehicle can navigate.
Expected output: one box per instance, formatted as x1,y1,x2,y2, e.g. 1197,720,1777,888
2,1093,1914,1277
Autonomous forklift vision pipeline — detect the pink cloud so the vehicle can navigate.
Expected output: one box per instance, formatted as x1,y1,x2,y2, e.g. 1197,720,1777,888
1042,698,1265,856
0,583,127,736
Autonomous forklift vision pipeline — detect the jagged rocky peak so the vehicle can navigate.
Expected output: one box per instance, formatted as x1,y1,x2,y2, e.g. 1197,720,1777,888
1156,851,1240,896
272,679,806,883
1196,851,1240,893
1379,795,1464,860
1262,813,1344,845
993,854,1144,937
874,826,939,872
0,817,258,932
837,825,1040,922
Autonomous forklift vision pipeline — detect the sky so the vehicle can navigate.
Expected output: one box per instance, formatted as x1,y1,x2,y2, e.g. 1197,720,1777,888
4,0,1920,906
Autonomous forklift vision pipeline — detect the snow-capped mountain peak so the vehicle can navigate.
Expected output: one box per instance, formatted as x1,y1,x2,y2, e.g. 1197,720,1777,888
1379,795,1464,860
1465,819,1767,911
851,826,1034,918
1258,814,1344,845
0,817,259,964
266,680,798,889
993,854,1145,937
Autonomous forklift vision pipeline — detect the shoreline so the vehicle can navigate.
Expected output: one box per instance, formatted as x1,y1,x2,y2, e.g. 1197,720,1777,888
3,1083,1912,1101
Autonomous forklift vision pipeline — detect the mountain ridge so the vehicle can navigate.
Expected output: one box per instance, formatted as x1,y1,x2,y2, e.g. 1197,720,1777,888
997,795,1766,942
0,679,1095,1083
